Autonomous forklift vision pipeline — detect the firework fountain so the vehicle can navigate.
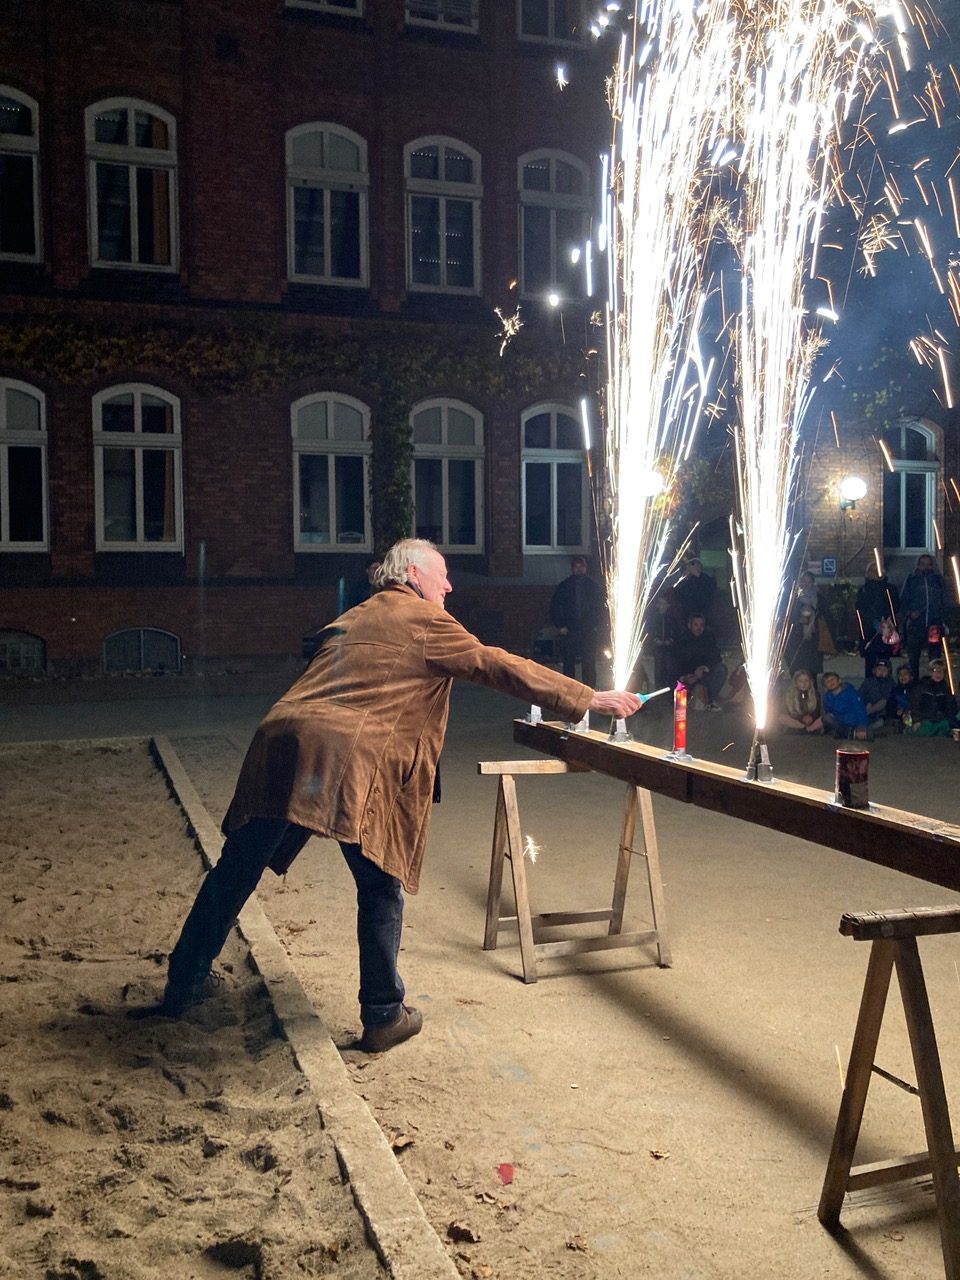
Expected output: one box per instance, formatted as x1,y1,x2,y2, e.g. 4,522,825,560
602,0,733,695
727,0,913,781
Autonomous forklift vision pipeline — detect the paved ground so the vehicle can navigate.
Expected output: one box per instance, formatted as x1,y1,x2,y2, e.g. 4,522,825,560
4,683,960,1277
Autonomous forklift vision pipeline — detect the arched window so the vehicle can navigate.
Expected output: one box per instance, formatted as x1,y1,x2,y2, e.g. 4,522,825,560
0,88,40,261
292,393,371,550
85,98,178,269
518,0,578,43
93,385,182,550
406,0,479,31
521,403,588,552
881,420,939,555
286,124,369,286
411,398,483,549
0,630,45,674
103,627,181,673
0,378,47,549
405,137,481,293
518,150,590,299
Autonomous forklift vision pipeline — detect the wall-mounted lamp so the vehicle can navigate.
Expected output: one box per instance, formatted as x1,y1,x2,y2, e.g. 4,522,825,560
839,475,867,510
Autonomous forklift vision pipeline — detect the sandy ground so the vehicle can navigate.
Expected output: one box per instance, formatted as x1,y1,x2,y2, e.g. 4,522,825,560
4,685,960,1278
0,739,385,1280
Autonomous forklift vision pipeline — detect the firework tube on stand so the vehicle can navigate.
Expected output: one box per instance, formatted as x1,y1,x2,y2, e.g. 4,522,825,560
663,682,692,761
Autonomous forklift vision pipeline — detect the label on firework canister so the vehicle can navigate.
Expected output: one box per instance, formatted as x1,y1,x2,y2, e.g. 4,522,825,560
835,747,869,810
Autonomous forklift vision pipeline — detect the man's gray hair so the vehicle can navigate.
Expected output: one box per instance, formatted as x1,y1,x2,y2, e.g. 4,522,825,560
375,538,438,588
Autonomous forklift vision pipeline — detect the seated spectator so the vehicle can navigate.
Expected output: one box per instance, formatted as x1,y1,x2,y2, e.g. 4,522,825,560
908,658,958,737
886,664,914,732
673,613,727,710
821,671,870,740
778,669,823,734
858,657,894,727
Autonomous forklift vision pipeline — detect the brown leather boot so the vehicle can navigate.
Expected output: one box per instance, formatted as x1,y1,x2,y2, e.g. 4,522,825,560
359,1005,423,1053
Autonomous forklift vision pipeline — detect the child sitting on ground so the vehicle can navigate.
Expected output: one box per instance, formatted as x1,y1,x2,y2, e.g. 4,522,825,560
908,657,958,737
858,656,894,729
778,669,823,734
886,664,914,732
821,671,870,740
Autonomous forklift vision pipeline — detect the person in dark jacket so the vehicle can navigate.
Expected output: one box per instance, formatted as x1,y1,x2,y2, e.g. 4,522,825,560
673,614,727,709
856,564,901,676
908,657,958,736
646,588,683,690
886,664,915,732
674,558,717,622
858,657,894,727
548,555,607,688
900,554,947,677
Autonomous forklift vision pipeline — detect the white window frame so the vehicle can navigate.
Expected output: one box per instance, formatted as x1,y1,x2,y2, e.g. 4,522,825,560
0,378,47,551
404,136,482,295
292,393,372,553
517,0,581,45
85,97,178,272
410,397,484,552
518,149,590,300
0,87,41,263
286,123,369,287
881,420,940,556
93,383,183,552
521,402,589,554
406,0,479,32
286,0,363,13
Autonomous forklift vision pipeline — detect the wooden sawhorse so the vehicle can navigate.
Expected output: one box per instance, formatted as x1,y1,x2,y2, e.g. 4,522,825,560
818,906,960,1280
479,758,671,983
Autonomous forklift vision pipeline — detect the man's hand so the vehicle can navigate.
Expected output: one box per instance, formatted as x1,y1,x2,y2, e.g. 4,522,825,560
589,690,643,718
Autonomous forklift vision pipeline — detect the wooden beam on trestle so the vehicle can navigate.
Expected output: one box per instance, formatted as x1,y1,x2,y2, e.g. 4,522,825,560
512,720,960,894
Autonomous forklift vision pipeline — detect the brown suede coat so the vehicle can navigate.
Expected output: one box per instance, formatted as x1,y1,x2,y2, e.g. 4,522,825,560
224,584,592,892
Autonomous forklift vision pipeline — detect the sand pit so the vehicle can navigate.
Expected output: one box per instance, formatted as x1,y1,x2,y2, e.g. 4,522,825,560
0,740,384,1280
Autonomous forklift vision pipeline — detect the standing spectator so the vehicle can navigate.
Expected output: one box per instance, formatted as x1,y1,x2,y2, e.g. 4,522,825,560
900,553,947,677
549,555,607,688
675,558,717,622
858,657,894,728
673,613,727,710
784,602,822,675
908,657,958,736
778,669,823,734
821,671,870,740
856,563,901,676
886,664,915,733
796,570,837,661
646,588,683,691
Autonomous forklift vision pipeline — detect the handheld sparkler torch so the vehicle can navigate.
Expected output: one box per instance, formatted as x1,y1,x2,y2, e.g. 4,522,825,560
608,687,671,741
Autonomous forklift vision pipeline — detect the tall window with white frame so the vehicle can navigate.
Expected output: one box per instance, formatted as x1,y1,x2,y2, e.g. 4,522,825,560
86,99,178,269
881,420,939,556
405,138,481,293
517,0,578,42
286,124,369,286
411,399,483,550
93,385,182,550
293,394,372,550
519,151,589,301
0,88,41,261
0,379,47,550
406,0,479,32
521,404,589,553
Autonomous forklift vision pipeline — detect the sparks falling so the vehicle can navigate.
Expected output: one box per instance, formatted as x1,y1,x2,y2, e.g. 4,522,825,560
602,0,731,689
728,0,907,734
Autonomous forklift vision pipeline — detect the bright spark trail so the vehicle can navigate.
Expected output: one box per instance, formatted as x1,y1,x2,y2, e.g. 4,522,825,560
602,0,731,690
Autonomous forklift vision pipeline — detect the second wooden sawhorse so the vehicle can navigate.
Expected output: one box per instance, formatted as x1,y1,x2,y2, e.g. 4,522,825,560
479,758,671,983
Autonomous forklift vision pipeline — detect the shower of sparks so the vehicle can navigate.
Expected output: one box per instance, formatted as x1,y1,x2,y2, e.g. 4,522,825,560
522,835,541,864
601,0,731,689
951,553,960,600
494,306,523,357
728,0,906,734
942,636,955,696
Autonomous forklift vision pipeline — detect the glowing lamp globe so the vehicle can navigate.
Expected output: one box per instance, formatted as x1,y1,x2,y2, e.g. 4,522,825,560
839,475,867,508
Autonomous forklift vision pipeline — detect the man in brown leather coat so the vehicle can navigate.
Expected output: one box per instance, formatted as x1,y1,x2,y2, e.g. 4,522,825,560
162,538,639,1050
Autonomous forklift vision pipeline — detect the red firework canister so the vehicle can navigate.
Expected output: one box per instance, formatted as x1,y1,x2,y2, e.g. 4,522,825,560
673,683,688,754
835,747,869,809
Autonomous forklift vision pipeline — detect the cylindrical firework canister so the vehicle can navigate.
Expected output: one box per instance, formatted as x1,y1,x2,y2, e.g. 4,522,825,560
673,683,687,754
835,747,869,809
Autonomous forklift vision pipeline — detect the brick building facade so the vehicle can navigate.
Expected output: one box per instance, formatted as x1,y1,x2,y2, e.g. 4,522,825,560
0,0,611,678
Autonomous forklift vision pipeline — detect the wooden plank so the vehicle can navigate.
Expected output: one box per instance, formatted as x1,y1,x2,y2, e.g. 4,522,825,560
514,720,960,893
847,1150,960,1191
841,907,960,941
638,786,671,967
477,759,589,775
502,774,538,984
491,910,614,930
609,786,636,936
482,781,508,952
532,930,660,960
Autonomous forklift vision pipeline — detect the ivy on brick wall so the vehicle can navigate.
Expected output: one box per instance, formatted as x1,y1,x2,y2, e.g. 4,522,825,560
0,307,589,550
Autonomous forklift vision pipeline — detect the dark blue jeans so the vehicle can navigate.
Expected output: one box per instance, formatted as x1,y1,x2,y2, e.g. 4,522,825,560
167,817,405,1027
